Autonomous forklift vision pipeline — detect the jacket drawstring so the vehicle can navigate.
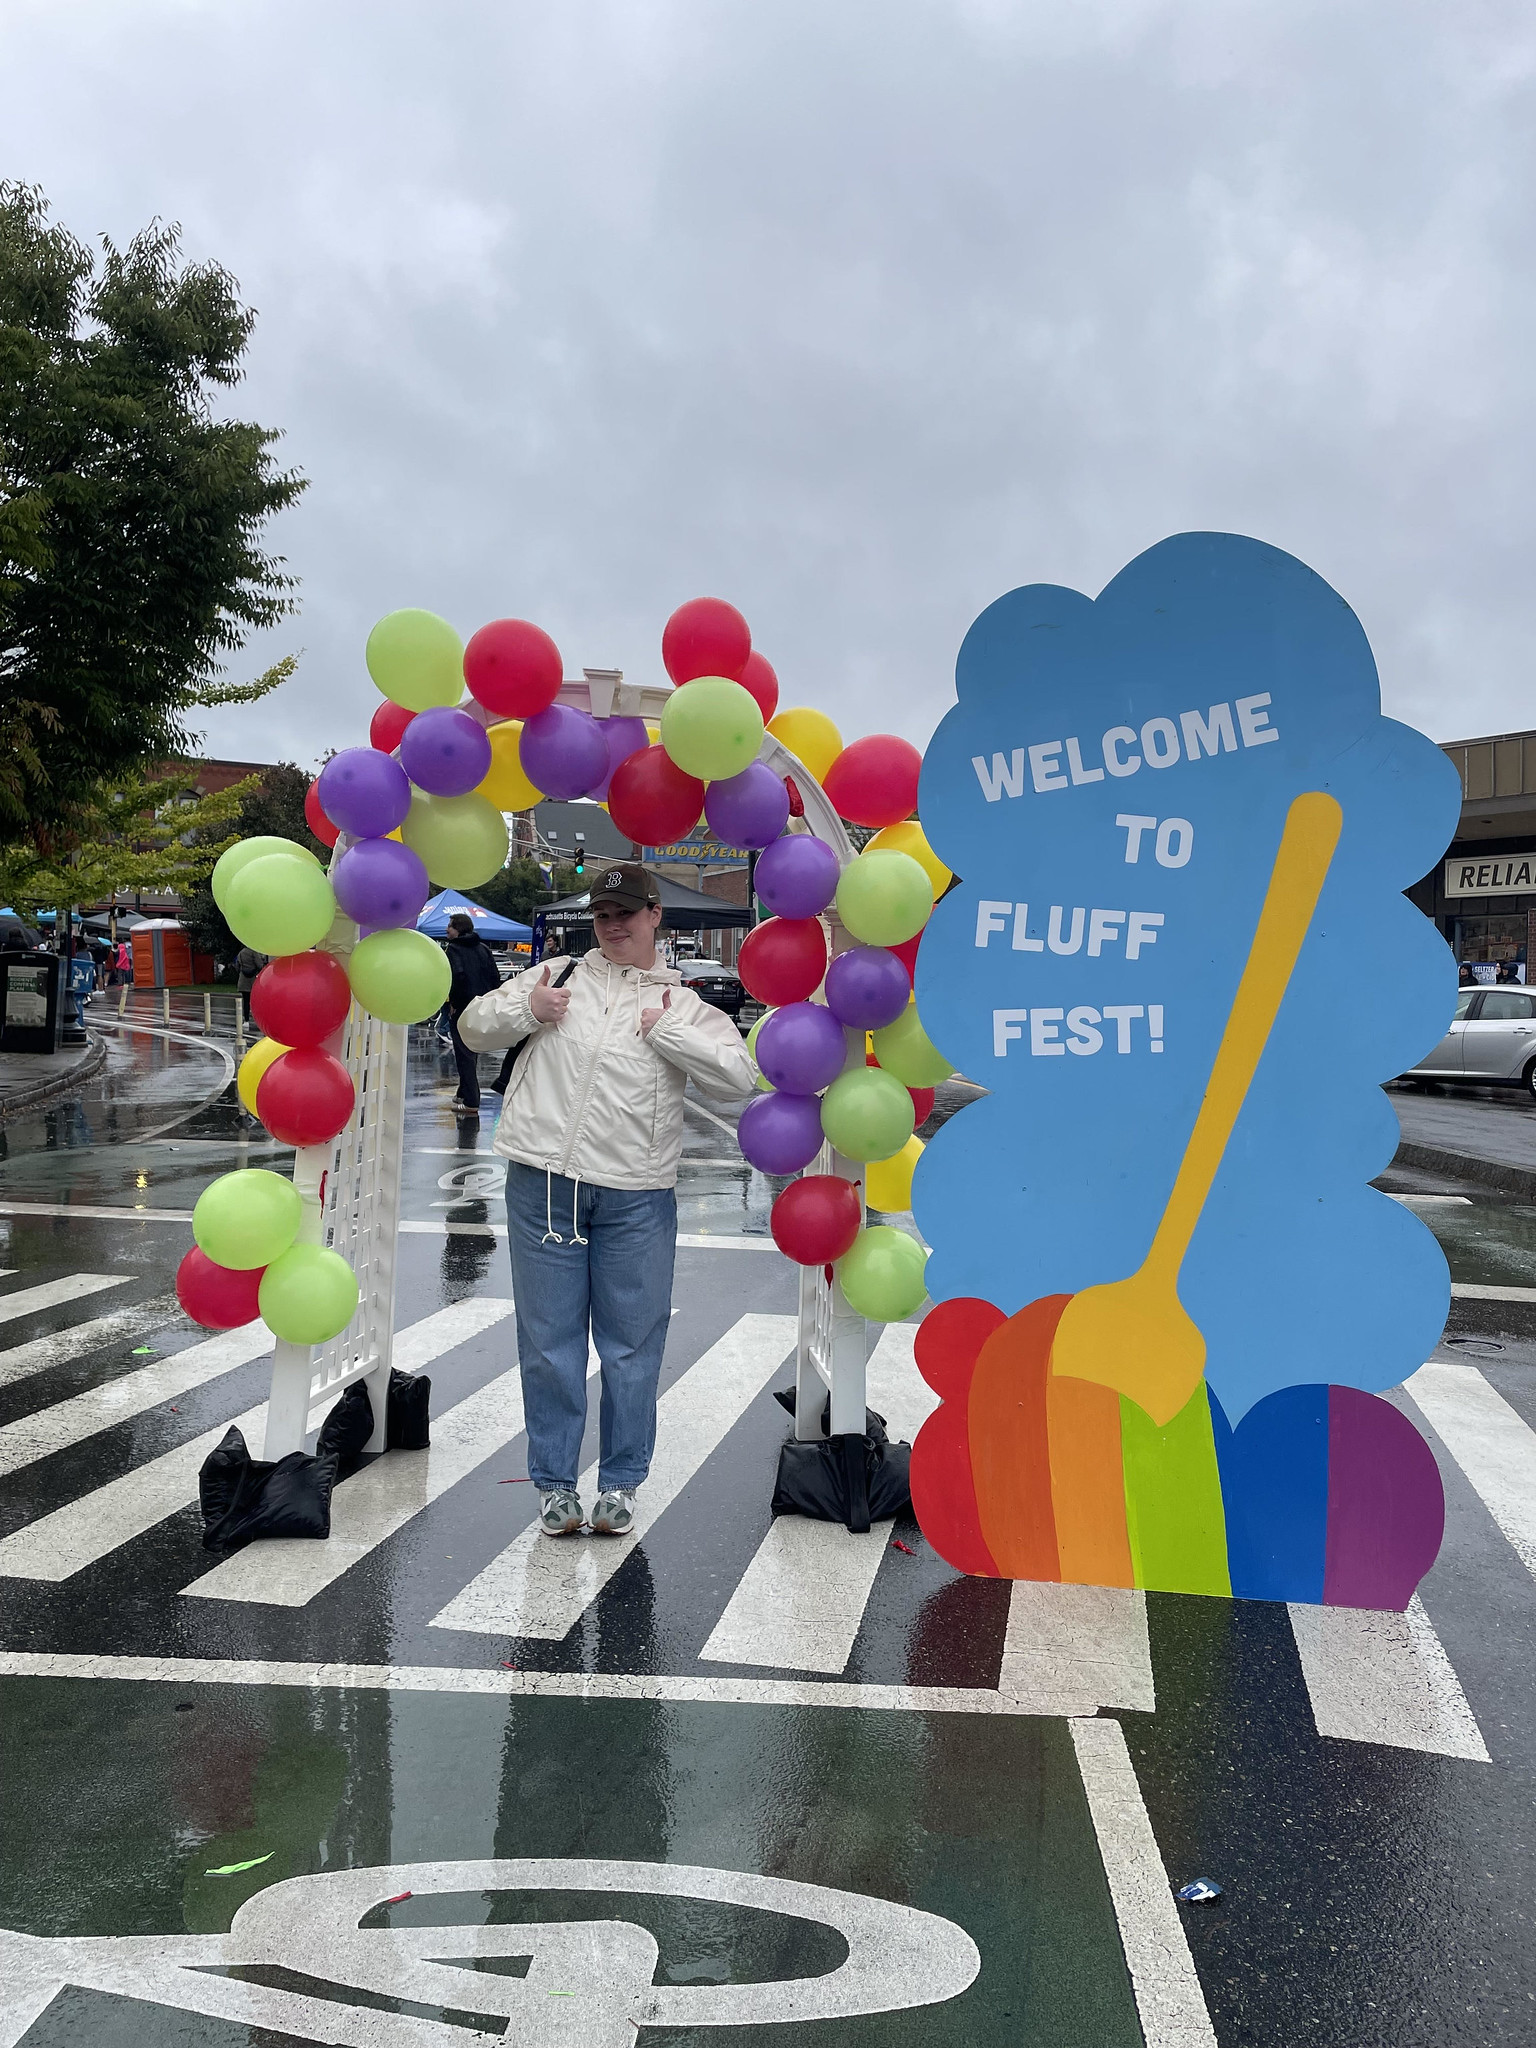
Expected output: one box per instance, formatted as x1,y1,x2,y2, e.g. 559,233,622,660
541,1165,563,1246
570,1171,589,1247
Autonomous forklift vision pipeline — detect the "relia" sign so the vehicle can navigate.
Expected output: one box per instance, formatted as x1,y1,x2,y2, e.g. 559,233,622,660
1444,851,1536,898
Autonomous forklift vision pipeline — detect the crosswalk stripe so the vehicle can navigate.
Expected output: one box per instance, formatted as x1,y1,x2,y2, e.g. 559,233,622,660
1000,1584,1156,1714
431,1312,798,1641
0,1273,129,1326
0,1323,274,1480
1288,1595,1489,1760
0,1295,179,1392
697,1324,937,1675
1070,1717,1218,2048
181,1300,518,1606
0,1301,516,1582
1406,1360,1536,1580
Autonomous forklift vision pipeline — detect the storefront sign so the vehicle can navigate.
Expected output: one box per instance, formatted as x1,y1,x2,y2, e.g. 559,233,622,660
647,838,751,864
910,532,1463,1609
1443,851,1536,897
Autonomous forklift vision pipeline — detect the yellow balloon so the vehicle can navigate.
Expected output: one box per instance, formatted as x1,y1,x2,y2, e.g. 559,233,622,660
865,1134,923,1213
478,719,544,812
238,1036,289,1117
767,707,843,785
868,819,952,896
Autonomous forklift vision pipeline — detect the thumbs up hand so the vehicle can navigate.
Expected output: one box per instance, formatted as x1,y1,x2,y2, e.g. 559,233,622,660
640,987,672,1038
529,965,572,1026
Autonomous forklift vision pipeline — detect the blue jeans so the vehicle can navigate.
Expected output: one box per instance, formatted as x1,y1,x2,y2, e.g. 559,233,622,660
504,1162,677,1494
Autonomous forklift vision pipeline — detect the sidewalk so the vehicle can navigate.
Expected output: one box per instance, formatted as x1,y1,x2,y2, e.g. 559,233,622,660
1390,1084,1536,1198
0,1038,107,1124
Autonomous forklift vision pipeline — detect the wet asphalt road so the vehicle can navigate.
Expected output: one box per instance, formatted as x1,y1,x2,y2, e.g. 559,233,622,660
0,1019,1534,2045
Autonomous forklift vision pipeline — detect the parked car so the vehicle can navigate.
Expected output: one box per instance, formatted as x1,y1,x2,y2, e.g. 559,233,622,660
675,959,746,1026
1405,985,1536,1098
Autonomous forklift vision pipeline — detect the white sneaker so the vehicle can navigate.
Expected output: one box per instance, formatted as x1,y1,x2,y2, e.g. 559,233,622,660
538,1489,583,1536
589,1489,635,1536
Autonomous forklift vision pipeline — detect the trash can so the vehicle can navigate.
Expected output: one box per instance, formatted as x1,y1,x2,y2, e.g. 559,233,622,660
0,950,63,1054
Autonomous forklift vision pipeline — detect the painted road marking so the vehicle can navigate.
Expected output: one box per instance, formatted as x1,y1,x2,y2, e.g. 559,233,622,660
182,1301,522,1606
0,1295,178,1391
0,1273,130,1326
431,1313,797,1640
1000,1583,1156,1714
1287,1595,1489,1760
1448,1282,1536,1302
683,1095,742,1138
0,1302,519,1582
0,1648,1082,1715
698,1325,937,1675
0,1323,274,1480
1406,1359,1536,1580
0,1203,781,1250
1069,1717,1218,2048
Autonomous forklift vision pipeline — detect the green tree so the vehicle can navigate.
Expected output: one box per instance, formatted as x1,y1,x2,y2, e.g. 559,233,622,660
469,858,580,926
0,182,304,846
180,761,328,968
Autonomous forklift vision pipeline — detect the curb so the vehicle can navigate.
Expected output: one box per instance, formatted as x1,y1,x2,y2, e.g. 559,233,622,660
1392,1140,1536,1202
0,1035,108,1125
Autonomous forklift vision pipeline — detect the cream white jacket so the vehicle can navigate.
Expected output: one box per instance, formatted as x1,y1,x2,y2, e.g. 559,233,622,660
457,951,756,1191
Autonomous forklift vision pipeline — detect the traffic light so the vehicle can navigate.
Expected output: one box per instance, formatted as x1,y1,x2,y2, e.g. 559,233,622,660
574,833,585,878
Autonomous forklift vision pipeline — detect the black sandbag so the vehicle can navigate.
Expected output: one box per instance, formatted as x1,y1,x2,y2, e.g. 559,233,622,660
386,1366,431,1450
771,1385,888,1442
197,1424,338,1553
317,1381,374,1468
771,1430,912,1533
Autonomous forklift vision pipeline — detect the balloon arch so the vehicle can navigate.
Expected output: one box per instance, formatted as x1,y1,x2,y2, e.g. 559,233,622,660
180,598,951,1464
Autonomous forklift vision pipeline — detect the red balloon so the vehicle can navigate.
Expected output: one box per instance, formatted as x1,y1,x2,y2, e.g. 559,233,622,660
739,918,828,1006
771,1175,863,1265
176,1245,264,1330
256,1047,356,1147
464,618,564,718
822,734,923,829
370,700,416,753
737,651,780,723
662,596,751,684
866,1049,933,1125
889,931,922,984
304,778,340,850
250,951,353,1049
606,744,706,847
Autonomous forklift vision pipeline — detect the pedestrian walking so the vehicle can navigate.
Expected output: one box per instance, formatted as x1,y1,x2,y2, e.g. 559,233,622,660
443,912,500,1112
114,938,132,986
235,944,267,1022
458,861,756,1537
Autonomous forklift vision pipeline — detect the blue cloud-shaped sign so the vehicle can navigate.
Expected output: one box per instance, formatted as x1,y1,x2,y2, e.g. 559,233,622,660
914,533,1461,1424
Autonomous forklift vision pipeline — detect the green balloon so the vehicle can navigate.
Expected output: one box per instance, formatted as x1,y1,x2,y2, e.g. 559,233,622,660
872,999,955,1086
348,926,451,1024
259,1243,360,1344
837,1224,928,1322
835,848,933,948
365,608,465,712
211,836,320,913
400,789,509,888
820,1064,915,1163
746,1008,775,1090
660,676,764,782
193,1168,302,1271
224,855,338,957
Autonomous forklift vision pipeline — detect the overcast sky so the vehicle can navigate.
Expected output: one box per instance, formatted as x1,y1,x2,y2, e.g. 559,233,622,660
6,0,1533,768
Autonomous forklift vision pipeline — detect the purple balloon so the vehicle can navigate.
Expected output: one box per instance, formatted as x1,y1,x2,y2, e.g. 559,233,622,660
591,716,649,802
331,836,431,930
519,703,609,801
705,761,791,850
399,705,493,797
738,1089,826,1175
824,945,912,1031
753,832,840,919
755,1001,848,1094
316,747,411,839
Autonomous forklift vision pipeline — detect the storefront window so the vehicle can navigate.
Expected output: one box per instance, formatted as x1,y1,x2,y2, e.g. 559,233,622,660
1452,913,1527,984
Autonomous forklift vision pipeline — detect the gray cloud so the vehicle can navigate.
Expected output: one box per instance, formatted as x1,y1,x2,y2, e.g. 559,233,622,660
5,0,1533,766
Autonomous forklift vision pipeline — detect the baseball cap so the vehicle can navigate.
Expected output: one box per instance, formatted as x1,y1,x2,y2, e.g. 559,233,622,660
589,860,661,912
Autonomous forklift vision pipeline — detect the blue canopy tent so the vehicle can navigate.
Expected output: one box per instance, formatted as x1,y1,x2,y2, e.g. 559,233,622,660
416,889,532,943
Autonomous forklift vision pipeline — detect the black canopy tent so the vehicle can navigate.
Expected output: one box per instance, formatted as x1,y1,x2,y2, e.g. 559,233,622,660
532,871,752,963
